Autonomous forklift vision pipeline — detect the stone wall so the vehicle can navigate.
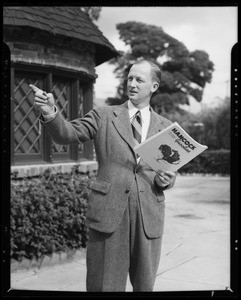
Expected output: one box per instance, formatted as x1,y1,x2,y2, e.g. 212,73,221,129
11,160,98,179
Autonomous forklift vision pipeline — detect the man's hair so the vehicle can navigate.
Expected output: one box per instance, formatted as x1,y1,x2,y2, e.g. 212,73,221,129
133,59,162,84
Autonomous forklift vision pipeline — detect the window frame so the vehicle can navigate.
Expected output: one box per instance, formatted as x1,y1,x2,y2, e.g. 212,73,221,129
11,62,94,166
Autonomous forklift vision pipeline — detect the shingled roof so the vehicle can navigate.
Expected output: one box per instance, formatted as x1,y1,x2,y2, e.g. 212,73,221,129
3,6,118,66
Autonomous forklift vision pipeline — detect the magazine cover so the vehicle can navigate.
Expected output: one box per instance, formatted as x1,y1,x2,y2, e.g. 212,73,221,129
135,122,208,172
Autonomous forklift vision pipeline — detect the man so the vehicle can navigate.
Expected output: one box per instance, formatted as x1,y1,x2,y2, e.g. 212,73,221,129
30,59,176,292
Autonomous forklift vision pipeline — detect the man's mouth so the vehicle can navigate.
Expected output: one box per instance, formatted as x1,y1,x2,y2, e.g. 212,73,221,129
129,90,137,94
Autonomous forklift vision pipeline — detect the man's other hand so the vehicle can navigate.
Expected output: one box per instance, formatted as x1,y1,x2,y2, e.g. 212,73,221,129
155,170,175,188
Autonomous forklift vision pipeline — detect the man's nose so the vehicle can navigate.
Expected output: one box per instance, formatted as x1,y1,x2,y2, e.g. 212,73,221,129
129,79,136,87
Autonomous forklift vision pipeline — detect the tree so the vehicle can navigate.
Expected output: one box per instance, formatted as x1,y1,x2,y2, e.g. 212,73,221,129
186,97,230,150
108,21,214,115
80,7,102,21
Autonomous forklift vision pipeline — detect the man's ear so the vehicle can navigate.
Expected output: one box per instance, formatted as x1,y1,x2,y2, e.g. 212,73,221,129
151,82,159,93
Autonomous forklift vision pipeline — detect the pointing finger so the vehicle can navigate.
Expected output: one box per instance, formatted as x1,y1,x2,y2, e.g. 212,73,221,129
29,84,43,93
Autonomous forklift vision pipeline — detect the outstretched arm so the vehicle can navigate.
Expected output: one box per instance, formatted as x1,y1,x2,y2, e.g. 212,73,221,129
29,84,101,145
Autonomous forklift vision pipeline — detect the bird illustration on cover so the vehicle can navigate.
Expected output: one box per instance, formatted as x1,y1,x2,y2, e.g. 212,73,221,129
155,144,181,165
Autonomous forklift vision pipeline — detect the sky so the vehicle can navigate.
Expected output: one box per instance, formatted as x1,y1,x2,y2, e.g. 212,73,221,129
93,6,238,113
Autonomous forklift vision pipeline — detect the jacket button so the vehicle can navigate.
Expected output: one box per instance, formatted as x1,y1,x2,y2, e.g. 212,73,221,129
125,188,130,193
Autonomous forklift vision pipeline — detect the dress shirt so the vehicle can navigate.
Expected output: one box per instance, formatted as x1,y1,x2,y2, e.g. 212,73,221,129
127,100,151,143
127,100,151,163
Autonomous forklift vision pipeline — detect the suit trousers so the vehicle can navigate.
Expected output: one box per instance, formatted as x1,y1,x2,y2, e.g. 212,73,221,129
86,178,162,292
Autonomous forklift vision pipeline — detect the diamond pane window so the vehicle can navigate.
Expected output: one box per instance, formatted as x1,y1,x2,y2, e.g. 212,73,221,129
51,77,71,155
11,67,93,165
13,73,43,156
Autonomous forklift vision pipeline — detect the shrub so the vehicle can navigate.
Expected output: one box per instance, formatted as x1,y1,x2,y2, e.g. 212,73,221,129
179,149,230,175
11,168,91,262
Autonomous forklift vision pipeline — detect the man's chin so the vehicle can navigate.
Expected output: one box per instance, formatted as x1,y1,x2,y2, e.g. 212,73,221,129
129,97,150,108
129,95,139,101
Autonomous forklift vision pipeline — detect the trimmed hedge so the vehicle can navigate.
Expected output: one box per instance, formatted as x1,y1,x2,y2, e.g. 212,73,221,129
11,168,91,262
179,149,230,175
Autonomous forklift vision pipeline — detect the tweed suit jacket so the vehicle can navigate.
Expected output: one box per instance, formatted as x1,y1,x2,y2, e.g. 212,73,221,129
41,101,176,238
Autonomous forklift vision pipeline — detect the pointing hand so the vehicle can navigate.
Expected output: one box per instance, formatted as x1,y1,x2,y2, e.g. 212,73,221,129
29,84,55,115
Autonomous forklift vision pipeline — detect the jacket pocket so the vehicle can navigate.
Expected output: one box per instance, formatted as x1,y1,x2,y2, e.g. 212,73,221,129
86,179,111,222
88,179,111,194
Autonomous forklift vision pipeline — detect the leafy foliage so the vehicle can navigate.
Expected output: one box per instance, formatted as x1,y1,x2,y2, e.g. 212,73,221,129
156,96,231,151
185,97,231,150
108,21,214,113
11,168,91,262
80,7,102,21
179,150,230,175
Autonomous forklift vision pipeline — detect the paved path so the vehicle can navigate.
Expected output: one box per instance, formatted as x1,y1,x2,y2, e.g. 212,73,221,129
10,174,230,292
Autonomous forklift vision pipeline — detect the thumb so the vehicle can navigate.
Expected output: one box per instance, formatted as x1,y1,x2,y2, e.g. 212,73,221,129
44,92,55,107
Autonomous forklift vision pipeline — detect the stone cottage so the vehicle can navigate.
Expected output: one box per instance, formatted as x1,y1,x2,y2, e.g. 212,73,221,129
3,6,118,177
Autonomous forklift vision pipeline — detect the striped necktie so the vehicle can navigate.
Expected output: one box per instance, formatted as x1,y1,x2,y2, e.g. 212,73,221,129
131,110,142,146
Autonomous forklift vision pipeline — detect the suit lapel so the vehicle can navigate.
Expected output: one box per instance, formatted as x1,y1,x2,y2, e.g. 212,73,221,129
112,103,135,151
146,107,165,139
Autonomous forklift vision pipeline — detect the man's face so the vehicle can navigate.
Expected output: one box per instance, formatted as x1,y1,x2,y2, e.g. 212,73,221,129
127,62,158,106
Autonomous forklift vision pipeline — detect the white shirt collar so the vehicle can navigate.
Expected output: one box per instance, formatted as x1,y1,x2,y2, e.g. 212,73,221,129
127,100,150,121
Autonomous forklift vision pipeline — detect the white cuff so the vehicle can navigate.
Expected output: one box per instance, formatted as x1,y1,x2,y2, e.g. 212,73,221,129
42,105,58,121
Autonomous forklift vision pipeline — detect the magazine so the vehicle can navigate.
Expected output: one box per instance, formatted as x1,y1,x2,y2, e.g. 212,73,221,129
135,122,208,172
